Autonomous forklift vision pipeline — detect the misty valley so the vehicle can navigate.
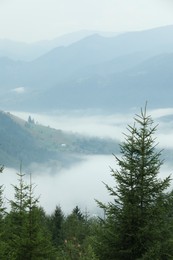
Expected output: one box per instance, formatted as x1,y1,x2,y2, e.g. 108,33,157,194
1,107,173,259
1,108,173,214
0,24,173,259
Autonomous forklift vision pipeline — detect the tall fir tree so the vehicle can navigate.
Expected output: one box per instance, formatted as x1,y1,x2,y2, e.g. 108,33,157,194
7,169,29,259
6,170,55,259
48,205,64,248
0,166,9,259
58,206,94,259
96,106,173,260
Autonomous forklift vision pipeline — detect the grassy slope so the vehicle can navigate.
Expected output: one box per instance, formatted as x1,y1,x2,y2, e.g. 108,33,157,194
0,111,118,169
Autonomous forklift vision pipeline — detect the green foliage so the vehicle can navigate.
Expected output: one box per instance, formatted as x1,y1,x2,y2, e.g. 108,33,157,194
6,169,55,259
48,205,65,247
96,107,173,259
2,107,173,259
63,206,87,243
55,206,98,259
0,166,9,259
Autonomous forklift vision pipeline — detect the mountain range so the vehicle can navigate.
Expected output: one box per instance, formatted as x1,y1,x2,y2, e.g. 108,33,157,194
0,25,173,112
0,30,120,61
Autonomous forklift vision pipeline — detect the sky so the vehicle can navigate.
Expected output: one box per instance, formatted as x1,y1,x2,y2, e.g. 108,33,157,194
0,0,173,42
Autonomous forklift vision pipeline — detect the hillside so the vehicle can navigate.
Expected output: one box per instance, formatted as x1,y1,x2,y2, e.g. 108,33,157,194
0,111,119,169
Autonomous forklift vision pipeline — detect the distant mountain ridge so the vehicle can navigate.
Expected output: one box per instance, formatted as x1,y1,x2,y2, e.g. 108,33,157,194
0,25,173,111
0,30,120,61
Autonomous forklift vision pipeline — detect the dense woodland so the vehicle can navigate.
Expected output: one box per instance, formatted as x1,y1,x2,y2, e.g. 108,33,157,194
1,108,173,259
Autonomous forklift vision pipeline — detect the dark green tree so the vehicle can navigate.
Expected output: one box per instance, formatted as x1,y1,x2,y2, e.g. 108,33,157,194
6,169,29,259
23,174,55,259
63,206,86,243
96,107,173,260
0,166,6,218
48,205,64,248
0,166,9,259
57,206,94,259
6,170,55,259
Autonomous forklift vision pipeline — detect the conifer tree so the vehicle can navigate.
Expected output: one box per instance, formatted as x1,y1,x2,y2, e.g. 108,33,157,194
63,206,86,243
7,169,29,259
57,206,92,259
49,205,64,248
0,166,6,218
96,106,173,260
0,166,9,259
7,170,55,259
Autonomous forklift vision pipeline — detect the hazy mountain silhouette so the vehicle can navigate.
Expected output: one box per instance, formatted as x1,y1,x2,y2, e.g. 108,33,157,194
0,25,173,111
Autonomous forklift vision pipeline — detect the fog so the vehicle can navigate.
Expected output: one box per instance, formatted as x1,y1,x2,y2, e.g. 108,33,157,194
1,155,115,215
11,110,137,140
12,108,173,148
3,108,173,215
2,154,172,216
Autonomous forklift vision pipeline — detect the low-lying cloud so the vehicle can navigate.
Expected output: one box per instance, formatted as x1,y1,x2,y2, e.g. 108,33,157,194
2,153,172,216
2,155,115,215
11,108,173,149
11,110,135,141
11,87,25,94
3,108,173,215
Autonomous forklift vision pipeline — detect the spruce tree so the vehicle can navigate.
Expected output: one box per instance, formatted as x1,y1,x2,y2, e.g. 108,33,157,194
7,170,55,259
48,205,64,248
0,166,9,259
96,106,173,260
58,206,92,259
7,169,29,259
0,166,6,219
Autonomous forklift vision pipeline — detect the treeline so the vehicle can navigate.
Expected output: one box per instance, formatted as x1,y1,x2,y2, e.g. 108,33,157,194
1,107,173,259
0,168,98,259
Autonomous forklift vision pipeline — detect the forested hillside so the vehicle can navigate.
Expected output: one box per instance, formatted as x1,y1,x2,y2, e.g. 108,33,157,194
0,111,118,168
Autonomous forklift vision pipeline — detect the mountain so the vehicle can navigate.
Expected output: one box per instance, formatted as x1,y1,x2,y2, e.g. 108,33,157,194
0,111,118,169
1,53,172,112
26,24,173,86
28,52,172,111
0,25,173,111
0,30,120,61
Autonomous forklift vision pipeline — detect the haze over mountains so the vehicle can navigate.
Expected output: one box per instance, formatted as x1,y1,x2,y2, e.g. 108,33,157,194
0,30,120,61
0,25,173,112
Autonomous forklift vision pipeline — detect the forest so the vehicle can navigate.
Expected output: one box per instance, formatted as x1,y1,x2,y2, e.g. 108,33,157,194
0,108,173,259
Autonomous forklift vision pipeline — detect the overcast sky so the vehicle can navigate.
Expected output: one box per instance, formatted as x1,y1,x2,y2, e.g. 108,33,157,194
0,0,173,42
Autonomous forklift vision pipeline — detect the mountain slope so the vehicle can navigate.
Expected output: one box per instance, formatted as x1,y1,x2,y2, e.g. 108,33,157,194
5,52,172,111
0,111,118,169
0,30,120,61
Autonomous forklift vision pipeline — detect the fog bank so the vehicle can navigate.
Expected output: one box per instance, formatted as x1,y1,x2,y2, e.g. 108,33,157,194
3,108,173,215
1,154,172,215
1,155,115,215
11,108,173,149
